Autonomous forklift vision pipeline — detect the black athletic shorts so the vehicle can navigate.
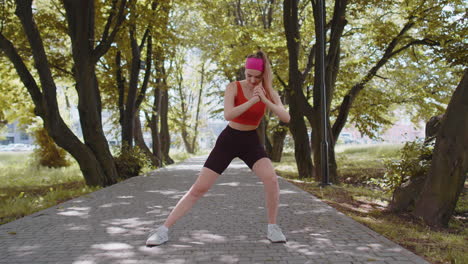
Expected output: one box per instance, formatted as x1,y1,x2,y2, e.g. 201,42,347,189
203,125,268,174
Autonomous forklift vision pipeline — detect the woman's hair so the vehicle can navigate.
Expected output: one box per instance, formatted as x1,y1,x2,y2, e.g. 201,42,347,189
247,50,274,101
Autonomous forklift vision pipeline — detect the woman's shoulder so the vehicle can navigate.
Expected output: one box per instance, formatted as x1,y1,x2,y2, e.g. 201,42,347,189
227,80,241,87
225,81,239,93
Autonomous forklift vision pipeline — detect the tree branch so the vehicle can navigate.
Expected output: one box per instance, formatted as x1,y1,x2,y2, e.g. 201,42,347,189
99,0,118,46
235,0,244,26
15,0,58,110
301,44,315,80
0,31,44,116
115,50,125,126
375,74,388,80
139,28,150,51
331,17,418,140
92,0,127,62
267,0,275,29
273,70,287,89
136,35,152,110
390,38,440,57
51,64,74,77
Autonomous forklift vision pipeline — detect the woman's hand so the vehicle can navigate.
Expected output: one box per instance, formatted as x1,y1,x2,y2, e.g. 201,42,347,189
255,87,291,123
249,92,260,103
253,85,267,103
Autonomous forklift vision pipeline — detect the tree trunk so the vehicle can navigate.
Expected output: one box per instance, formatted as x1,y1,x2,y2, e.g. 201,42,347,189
269,86,289,161
149,83,163,167
413,69,468,227
160,88,174,164
181,130,194,154
119,1,154,150
116,50,125,143
289,104,314,178
388,114,444,212
62,0,121,185
265,132,273,157
190,62,205,153
257,118,267,147
270,122,288,162
283,0,314,178
389,174,426,212
121,17,143,149
424,115,443,144
264,121,273,158
134,112,160,166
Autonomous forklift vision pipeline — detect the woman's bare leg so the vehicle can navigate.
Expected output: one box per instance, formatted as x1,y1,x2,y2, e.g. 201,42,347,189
163,167,220,228
252,158,279,224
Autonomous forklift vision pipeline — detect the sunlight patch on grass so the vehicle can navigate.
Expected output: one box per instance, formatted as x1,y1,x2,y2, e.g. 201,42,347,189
169,149,210,164
0,152,33,166
272,152,299,179
335,143,403,156
0,163,84,189
0,183,100,225
0,152,98,225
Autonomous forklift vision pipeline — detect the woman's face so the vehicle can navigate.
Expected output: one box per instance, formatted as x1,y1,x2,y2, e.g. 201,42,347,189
245,69,263,88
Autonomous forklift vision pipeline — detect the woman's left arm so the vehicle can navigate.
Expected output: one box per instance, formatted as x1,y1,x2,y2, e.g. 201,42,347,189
255,87,290,123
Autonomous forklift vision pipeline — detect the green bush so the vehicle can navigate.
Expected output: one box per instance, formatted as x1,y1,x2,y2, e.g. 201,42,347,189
368,140,433,191
114,144,152,180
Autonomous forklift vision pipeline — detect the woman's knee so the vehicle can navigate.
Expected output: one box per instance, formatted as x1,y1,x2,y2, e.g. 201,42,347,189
189,184,210,199
263,174,279,187
188,168,219,199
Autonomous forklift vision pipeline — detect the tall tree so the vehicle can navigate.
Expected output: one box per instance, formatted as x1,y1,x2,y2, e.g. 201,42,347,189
0,0,127,186
153,1,174,165
112,0,158,166
283,0,462,182
98,0,173,166
412,69,468,227
283,0,315,178
170,52,206,154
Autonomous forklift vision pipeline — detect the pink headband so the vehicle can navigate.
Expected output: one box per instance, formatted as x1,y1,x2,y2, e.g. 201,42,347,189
245,57,264,72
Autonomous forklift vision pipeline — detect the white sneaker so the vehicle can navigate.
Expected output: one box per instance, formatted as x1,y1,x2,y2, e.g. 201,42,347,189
146,226,169,246
267,224,286,243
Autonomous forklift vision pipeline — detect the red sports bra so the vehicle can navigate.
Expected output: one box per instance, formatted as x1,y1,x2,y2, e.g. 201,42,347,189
232,81,266,126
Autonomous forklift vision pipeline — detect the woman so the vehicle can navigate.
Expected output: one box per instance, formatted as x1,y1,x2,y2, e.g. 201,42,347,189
146,50,290,246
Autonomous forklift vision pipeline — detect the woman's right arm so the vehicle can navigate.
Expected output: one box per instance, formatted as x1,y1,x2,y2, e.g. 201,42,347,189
224,82,259,121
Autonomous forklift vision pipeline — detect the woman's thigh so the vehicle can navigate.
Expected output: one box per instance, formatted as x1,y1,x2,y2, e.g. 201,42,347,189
252,157,277,183
190,167,221,194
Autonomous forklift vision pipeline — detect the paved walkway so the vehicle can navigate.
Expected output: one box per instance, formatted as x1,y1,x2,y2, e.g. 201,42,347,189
0,156,429,264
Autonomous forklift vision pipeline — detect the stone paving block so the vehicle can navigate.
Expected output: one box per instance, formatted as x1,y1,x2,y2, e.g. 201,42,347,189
0,156,430,264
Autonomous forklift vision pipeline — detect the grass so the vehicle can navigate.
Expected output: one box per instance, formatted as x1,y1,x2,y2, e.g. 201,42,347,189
273,144,468,264
336,143,403,185
0,152,100,225
170,149,197,164
170,149,210,164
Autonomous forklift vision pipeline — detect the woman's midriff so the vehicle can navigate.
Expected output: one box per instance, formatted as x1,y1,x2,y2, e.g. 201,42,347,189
228,121,258,131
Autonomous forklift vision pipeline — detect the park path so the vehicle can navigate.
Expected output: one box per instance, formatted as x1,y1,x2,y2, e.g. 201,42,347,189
0,156,429,264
